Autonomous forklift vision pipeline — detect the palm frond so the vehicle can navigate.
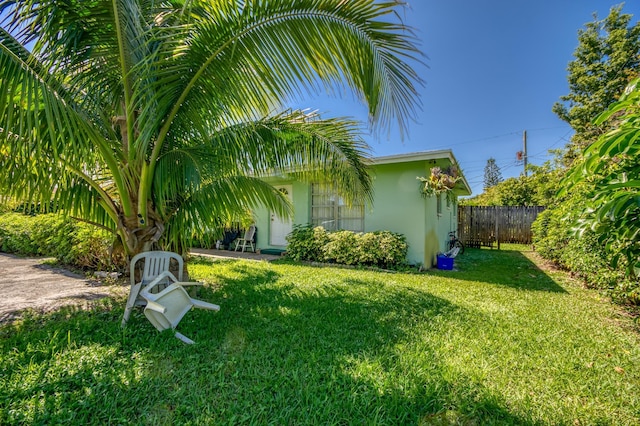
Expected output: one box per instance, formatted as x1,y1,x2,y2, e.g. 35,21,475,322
0,25,129,217
157,0,423,148
153,110,372,220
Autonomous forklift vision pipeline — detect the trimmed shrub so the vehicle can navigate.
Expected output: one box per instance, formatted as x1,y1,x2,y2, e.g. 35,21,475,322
285,224,328,262
286,225,408,269
323,230,360,265
372,231,409,269
0,213,122,271
68,223,122,271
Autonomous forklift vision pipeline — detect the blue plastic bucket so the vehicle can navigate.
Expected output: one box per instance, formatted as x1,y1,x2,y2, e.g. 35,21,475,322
437,255,454,270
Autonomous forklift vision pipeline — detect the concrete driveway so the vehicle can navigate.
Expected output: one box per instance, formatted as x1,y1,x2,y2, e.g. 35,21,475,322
0,253,118,323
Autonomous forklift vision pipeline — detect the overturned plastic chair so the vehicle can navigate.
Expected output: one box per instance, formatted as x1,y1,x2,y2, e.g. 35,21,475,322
122,251,184,327
139,271,220,344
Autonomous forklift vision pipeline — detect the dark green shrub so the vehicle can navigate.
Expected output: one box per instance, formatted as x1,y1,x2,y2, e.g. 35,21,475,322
286,224,329,262
0,213,122,271
323,230,360,265
533,198,639,304
286,225,408,269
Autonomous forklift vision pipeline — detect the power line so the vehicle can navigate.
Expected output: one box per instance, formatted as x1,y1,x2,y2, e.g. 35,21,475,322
426,125,571,151
528,130,573,158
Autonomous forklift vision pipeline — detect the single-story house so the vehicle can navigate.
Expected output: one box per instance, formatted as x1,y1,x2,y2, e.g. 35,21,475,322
252,150,472,267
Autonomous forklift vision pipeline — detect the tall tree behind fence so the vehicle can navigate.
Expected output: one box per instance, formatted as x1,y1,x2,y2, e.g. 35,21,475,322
457,206,545,247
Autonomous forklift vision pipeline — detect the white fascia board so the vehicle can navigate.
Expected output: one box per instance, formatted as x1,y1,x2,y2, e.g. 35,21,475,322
369,149,455,165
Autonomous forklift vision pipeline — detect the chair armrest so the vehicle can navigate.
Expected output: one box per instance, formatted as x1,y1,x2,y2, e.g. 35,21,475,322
191,299,220,311
144,300,167,313
176,281,203,286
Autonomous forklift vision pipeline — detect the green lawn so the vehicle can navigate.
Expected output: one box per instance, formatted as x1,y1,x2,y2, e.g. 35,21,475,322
1,247,639,425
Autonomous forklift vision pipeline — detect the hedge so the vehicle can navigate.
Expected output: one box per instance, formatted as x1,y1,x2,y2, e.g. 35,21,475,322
286,225,408,269
0,213,122,271
532,202,639,305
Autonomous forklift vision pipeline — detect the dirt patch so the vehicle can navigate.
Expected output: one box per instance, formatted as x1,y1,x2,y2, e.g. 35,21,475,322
0,253,124,323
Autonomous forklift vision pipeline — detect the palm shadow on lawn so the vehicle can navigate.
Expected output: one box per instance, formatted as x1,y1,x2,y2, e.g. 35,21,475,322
440,247,568,293
1,258,535,425
182,259,535,424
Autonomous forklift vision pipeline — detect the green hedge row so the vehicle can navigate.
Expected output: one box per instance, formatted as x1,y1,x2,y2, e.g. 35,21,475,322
285,224,408,269
0,213,121,271
532,202,639,305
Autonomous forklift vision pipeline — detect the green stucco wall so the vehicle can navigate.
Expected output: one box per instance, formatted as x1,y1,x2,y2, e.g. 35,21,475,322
421,159,460,267
363,161,427,265
365,159,457,267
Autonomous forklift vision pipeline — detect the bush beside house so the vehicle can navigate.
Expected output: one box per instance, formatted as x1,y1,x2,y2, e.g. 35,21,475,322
286,225,408,269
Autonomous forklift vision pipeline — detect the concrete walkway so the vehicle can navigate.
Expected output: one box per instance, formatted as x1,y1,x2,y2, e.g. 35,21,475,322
190,248,282,262
0,253,117,323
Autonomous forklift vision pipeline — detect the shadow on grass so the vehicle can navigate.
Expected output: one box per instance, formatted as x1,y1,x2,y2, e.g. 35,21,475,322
439,247,568,293
0,258,536,425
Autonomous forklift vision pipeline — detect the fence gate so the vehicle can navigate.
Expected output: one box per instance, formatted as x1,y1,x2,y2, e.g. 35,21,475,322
457,206,545,248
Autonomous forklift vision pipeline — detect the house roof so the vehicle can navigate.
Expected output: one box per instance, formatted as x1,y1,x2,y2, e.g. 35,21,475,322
370,149,456,165
370,150,472,196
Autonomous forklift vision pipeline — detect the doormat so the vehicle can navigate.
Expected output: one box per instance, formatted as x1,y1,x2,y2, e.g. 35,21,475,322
260,249,286,256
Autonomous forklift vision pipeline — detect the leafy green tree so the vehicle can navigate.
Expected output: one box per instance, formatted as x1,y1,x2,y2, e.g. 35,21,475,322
462,162,561,207
483,157,502,191
553,4,640,164
0,0,422,257
566,78,640,279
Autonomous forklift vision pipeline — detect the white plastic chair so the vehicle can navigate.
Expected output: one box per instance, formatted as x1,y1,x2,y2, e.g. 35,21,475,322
444,246,461,258
140,271,220,344
234,225,256,252
122,251,186,327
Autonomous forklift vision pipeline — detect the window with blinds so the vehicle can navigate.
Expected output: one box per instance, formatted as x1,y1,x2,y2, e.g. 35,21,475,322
311,184,364,232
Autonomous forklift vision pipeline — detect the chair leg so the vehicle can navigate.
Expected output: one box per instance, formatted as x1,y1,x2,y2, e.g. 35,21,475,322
174,331,195,344
121,282,142,327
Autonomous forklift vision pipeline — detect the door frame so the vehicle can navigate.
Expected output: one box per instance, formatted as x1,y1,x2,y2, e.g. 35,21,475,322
270,185,293,246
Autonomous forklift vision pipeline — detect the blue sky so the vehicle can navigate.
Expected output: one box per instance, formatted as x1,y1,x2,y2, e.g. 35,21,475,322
293,1,640,196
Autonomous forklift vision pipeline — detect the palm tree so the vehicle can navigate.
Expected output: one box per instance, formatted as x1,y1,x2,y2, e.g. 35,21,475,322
0,0,422,257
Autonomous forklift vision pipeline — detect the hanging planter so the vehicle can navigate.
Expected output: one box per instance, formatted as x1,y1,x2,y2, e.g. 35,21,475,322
418,165,461,202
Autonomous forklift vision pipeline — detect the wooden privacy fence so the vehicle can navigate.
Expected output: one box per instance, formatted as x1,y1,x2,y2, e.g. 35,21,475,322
457,206,545,248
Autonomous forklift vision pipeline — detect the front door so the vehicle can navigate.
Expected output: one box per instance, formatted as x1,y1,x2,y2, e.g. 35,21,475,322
270,185,293,246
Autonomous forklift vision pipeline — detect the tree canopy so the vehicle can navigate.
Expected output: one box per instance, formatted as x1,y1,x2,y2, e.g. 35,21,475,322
483,157,502,191
553,4,640,164
0,0,422,256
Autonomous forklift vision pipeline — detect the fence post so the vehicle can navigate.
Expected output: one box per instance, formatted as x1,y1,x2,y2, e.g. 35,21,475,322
495,206,500,250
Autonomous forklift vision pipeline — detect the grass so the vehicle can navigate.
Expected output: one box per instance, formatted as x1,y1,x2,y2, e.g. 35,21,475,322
1,246,639,425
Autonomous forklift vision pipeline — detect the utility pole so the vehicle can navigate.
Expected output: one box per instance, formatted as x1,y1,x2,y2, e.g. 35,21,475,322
523,130,528,177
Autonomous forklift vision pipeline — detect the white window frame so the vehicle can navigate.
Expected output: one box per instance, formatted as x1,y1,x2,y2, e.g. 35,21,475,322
311,184,364,232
